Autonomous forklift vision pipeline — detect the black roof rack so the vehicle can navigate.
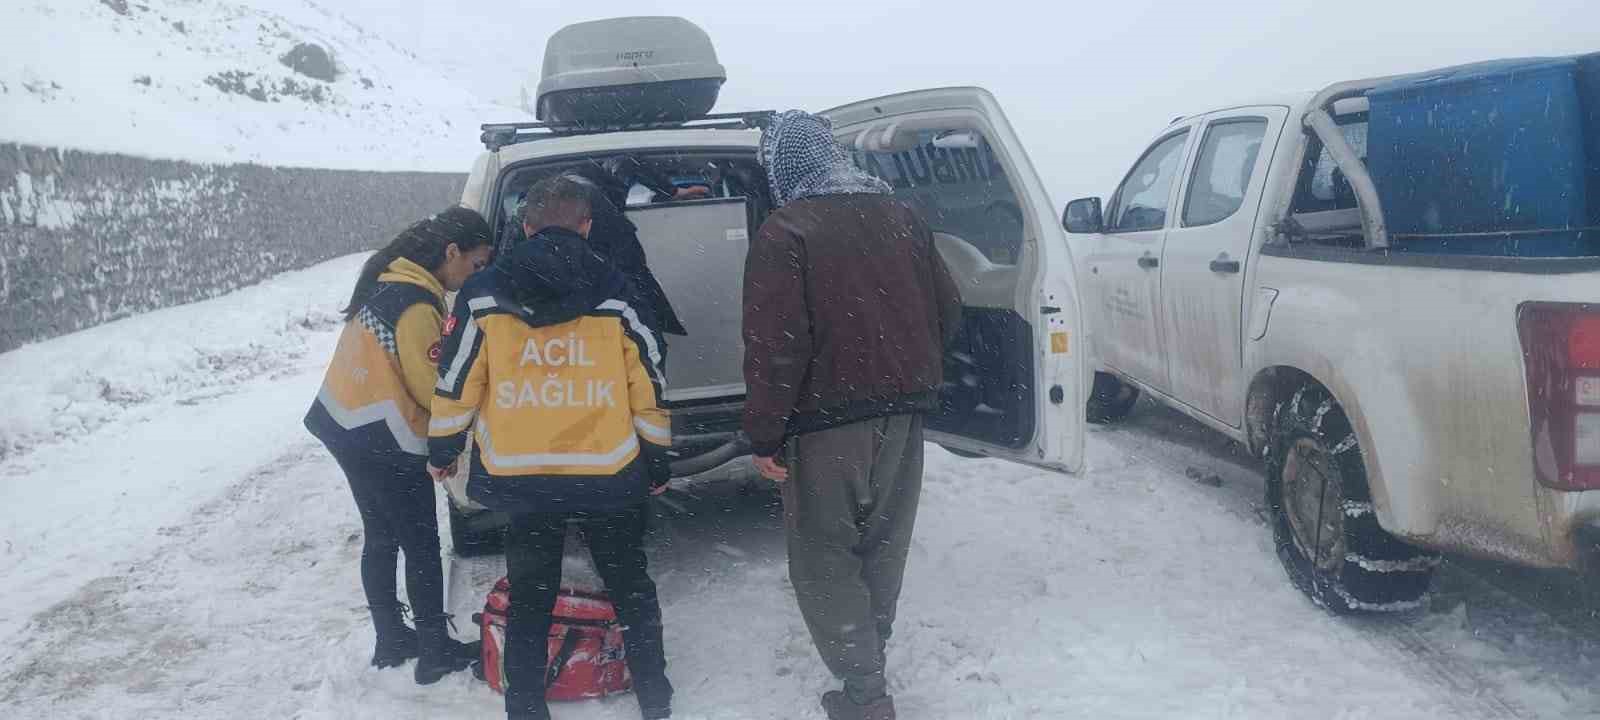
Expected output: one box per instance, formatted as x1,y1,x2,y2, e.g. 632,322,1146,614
480,111,777,152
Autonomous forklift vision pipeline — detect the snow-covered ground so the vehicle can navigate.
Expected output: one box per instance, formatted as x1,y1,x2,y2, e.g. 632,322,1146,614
1,256,1598,719
0,255,361,644
0,0,513,170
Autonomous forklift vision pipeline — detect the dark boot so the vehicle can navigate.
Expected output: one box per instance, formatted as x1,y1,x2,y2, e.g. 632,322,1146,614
413,617,477,685
507,704,553,720
368,605,418,669
822,690,896,720
506,692,552,720
635,674,674,719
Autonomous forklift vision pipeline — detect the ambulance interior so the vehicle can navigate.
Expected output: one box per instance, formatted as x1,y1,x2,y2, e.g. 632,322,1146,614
491,122,1036,452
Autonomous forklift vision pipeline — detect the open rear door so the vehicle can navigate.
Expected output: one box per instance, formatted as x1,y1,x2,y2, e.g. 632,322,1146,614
823,87,1086,473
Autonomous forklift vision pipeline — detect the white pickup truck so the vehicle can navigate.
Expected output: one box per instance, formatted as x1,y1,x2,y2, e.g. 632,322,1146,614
1064,57,1600,611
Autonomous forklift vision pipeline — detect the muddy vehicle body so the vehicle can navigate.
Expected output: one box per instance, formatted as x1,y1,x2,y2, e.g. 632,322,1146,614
1067,55,1600,611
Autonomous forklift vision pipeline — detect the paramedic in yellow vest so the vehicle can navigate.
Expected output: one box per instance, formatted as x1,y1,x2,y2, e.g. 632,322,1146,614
304,207,492,685
427,176,674,720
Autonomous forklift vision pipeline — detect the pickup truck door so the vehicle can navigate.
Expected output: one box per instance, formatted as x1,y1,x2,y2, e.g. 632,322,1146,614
1159,106,1288,425
1084,125,1198,394
822,88,1087,473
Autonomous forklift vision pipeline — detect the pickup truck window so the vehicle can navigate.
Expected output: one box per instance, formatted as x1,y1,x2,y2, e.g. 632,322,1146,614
1294,119,1368,214
1106,130,1190,233
1182,118,1267,227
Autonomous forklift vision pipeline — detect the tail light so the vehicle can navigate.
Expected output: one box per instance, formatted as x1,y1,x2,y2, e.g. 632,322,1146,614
1519,303,1600,490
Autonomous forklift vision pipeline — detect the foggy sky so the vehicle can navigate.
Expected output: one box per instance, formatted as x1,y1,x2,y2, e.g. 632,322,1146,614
329,0,1597,208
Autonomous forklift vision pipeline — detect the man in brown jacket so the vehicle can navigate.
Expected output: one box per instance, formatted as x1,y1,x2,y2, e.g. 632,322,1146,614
743,110,962,720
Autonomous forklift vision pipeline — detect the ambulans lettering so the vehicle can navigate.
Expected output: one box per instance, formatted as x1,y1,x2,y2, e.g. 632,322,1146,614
950,145,982,183
927,146,957,185
519,334,597,368
900,150,932,187
495,378,618,409
854,141,1004,190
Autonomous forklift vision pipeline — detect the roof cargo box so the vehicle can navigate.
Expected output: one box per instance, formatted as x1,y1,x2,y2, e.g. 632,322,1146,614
530,16,726,128
1367,57,1591,256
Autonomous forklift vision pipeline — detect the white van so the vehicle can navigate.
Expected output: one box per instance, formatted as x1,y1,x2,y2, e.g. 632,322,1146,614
442,17,1089,553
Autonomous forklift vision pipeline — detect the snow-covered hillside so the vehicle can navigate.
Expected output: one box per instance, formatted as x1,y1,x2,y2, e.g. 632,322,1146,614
0,0,520,170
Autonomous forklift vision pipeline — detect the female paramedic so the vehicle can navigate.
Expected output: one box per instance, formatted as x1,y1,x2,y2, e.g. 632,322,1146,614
304,206,495,685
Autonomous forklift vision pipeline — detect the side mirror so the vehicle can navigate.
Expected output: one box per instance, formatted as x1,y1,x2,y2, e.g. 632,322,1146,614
1063,197,1103,234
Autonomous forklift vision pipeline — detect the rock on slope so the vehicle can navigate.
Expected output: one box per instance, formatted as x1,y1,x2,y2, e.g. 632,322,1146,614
0,0,521,170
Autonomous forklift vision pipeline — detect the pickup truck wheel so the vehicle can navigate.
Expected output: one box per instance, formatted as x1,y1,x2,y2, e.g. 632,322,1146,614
1087,372,1140,424
448,502,504,557
1267,385,1438,613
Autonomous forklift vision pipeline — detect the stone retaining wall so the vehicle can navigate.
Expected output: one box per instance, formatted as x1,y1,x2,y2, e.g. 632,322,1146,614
0,143,466,352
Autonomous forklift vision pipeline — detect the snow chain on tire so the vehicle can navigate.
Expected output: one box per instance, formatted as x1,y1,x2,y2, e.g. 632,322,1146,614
1267,384,1439,613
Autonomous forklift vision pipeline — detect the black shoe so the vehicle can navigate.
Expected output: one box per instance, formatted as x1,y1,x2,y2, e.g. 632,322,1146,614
371,626,419,669
508,706,553,720
452,638,482,661
506,692,552,720
368,604,419,669
822,690,895,720
414,618,475,685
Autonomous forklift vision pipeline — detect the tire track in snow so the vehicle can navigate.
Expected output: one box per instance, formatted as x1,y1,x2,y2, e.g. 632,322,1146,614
1364,616,1525,719
1090,413,1532,719
1422,561,1600,715
0,441,365,717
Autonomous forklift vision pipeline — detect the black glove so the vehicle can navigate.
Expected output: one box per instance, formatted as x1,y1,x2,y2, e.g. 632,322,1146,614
644,444,671,494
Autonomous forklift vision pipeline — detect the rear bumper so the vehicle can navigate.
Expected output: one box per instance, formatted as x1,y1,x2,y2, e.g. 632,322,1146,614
445,396,751,512
669,434,750,477
1550,490,1600,571
667,396,745,452
1418,486,1600,572
664,396,749,477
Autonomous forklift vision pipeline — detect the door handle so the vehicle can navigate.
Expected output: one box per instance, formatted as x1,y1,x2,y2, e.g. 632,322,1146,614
1209,257,1242,274
1137,255,1160,269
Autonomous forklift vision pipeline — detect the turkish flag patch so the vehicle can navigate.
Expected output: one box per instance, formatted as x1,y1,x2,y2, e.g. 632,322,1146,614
427,341,442,363
442,315,458,336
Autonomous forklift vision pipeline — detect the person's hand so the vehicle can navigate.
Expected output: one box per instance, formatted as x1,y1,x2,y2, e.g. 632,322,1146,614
426,460,458,483
649,464,671,496
645,445,672,495
673,185,711,201
753,455,789,483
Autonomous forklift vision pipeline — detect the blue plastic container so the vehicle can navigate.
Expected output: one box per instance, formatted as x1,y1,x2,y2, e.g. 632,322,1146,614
1576,52,1600,245
1367,57,1589,256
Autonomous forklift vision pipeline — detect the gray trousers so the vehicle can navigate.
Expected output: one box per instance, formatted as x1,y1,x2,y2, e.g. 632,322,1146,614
783,414,923,702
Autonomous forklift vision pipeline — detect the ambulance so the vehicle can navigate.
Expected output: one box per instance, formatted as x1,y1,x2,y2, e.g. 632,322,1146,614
444,16,1087,553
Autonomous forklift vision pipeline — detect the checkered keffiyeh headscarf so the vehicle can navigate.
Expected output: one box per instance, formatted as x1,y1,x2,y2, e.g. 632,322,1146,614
761,110,892,207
